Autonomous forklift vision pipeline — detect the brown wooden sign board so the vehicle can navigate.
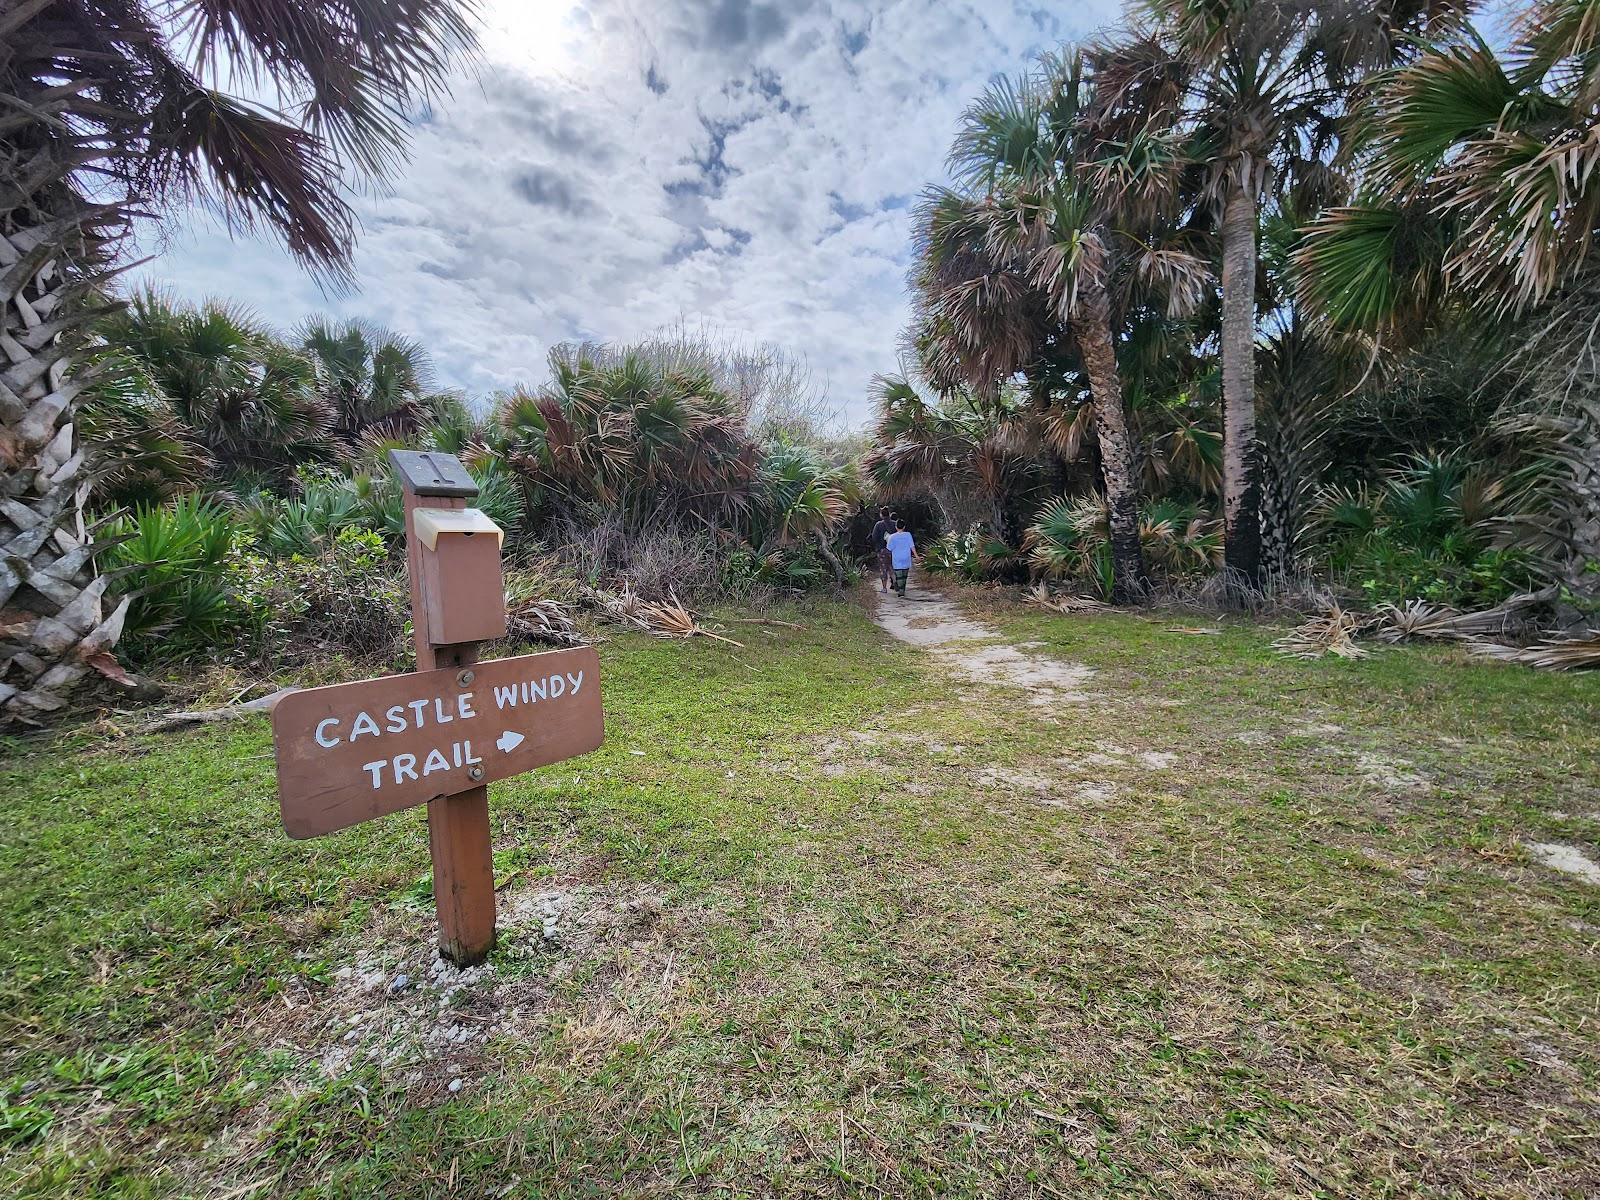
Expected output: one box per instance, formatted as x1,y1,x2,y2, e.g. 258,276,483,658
273,646,603,839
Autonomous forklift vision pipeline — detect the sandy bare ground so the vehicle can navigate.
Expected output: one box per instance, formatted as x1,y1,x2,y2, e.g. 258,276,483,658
871,584,1096,704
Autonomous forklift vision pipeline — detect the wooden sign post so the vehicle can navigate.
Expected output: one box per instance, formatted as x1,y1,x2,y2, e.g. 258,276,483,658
271,451,604,966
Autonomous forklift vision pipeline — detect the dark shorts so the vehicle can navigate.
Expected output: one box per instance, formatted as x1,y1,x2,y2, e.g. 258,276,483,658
876,548,892,573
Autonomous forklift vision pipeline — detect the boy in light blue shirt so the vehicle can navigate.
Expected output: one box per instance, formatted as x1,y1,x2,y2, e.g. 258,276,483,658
886,520,916,598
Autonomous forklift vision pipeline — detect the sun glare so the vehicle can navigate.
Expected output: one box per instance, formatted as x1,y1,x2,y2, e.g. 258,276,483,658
481,0,587,74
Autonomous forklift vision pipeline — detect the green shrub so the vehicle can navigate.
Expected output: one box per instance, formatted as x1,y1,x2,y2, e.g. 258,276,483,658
236,464,522,558
724,545,829,592
235,470,378,557
233,528,407,666
104,498,247,662
1311,453,1539,608
103,500,410,669
922,526,1019,582
1021,497,1221,597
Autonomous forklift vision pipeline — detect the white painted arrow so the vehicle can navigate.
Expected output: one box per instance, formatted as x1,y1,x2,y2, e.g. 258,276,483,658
496,730,525,754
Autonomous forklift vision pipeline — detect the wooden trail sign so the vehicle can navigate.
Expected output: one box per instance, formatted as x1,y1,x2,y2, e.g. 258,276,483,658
270,450,605,966
273,647,602,839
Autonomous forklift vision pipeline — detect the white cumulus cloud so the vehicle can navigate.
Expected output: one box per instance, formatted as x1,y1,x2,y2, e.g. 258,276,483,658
133,0,1120,425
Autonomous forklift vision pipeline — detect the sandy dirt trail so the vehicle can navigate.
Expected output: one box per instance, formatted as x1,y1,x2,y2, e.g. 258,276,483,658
870,584,1096,704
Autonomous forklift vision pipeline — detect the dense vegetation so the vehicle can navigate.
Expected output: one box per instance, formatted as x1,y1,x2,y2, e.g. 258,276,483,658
3,3,1597,1192
80,294,860,673
868,0,1599,622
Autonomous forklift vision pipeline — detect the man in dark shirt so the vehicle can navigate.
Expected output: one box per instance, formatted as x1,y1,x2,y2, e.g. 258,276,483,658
869,506,896,593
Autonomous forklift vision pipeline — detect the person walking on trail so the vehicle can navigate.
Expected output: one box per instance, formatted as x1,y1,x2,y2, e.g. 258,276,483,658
886,519,916,599
869,506,896,593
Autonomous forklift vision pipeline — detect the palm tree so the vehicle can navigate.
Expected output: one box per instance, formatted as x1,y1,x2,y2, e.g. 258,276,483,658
1296,1,1600,600
99,290,337,485
1121,0,1470,587
912,49,1207,602
77,348,211,510
0,0,477,723
750,440,860,584
1299,3,1600,329
299,318,453,446
493,342,759,531
861,372,1042,544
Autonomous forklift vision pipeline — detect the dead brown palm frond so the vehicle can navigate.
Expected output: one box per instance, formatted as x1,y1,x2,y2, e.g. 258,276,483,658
582,583,649,628
1022,582,1054,608
1127,245,1212,319
1472,630,1600,670
1374,599,1463,641
1374,586,1559,643
1438,124,1600,315
505,598,583,648
1273,605,1371,660
141,70,355,271
1038,398,1096,461
1022,582,1110,613
634,596,746,647
638,598,697,637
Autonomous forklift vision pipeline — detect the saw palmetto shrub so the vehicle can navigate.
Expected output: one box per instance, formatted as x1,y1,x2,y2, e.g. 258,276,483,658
103,498,247,664
1310,453,1539,609
1021,497,1223,599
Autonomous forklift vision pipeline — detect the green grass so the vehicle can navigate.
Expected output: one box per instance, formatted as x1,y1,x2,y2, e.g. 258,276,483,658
2,591,1598,1198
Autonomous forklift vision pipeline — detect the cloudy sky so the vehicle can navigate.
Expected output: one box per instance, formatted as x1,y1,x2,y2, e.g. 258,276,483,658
136,1,1121,426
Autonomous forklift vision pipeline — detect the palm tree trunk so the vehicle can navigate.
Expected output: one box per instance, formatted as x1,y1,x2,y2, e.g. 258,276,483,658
1075,282,1148,604
812,532,848,587
1,154,131,725
1220,183,1263,587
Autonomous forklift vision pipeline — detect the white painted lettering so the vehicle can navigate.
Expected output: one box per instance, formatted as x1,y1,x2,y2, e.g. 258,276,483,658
433,697,453,724
408,698,429,726
394,753,418,783
493,684,518,709
350,711,380,741
422,748,450,776
567,670,584,694
452,741,463,767
362,760,384,789
549,675,565,699
315,717,341,748
529,678,547,702
457,692,476,719
464,739,482,765
385,704,406,733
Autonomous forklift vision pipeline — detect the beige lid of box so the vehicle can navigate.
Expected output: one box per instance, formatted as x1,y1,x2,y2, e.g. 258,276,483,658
412,506,504,550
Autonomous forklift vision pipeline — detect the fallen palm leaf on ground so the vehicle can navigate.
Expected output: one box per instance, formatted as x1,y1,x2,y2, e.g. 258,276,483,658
505,598,584,647
1374,600,1469,642
581,584,655,631
143,686,297,731
519,584,757,648
1022,583,1110,614
634,596,746,647
1273,605,1370,660
1471,630,1600,670
1375,586,1559,643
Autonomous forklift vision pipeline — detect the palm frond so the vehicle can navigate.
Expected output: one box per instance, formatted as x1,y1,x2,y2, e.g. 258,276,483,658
1473,629,1600,669
1272,605,1372,659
